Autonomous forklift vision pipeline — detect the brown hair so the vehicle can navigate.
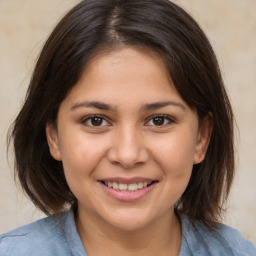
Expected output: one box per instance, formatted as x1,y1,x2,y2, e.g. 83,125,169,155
9,0,234,227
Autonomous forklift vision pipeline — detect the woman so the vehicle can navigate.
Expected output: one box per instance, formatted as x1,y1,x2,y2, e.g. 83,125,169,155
0,0,255,255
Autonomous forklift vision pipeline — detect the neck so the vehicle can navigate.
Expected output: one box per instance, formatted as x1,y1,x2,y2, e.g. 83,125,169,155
76,207,182,256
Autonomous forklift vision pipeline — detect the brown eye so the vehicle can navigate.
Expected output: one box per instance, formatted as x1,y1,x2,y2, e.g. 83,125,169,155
91,117,103,126
82,115,109,127
152,116,165,126
146,115,173,127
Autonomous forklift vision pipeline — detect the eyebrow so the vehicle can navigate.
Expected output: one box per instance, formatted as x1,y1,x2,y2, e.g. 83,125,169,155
71,101,113,111
70,100,185,111
140,100,185,111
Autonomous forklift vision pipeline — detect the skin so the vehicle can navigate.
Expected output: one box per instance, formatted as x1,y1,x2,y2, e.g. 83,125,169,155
46,47,212,256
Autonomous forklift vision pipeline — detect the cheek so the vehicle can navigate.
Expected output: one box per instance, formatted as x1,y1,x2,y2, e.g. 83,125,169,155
153,131,196,170
59,134,109,179
151,131,196,194
59,135,110,202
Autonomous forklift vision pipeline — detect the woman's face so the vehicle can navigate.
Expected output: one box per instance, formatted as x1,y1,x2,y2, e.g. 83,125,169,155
46,47,211,231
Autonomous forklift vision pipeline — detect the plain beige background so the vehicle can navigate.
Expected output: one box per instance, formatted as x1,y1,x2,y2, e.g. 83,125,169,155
0,0,255,243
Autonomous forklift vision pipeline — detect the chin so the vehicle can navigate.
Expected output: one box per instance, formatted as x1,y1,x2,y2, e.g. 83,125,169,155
104,209,156,232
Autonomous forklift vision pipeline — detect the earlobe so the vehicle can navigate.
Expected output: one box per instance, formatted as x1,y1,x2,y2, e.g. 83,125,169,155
193,114,213,164
46,123,62,161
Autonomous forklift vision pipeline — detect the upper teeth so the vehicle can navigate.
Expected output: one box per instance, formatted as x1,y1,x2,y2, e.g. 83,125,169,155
104,181,152,191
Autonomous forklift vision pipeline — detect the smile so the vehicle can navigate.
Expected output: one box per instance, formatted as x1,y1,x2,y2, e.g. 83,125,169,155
103,181,153,192
99,178,158,201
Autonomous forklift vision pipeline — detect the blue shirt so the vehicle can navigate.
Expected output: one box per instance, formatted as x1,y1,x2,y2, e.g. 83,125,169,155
0,210,255,255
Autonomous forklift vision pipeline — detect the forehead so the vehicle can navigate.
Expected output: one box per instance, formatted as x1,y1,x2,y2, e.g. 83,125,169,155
64,47,185,106
84,46,168,81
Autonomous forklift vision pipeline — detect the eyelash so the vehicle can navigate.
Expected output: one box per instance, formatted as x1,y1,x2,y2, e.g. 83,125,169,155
81,114,175,128
81,115,111,127
145,115,175,127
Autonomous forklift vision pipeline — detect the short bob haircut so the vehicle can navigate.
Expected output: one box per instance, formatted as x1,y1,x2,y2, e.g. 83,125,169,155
10,0,234,227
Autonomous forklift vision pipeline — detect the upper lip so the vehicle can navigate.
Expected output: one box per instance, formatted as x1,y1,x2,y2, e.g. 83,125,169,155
99,177,158,184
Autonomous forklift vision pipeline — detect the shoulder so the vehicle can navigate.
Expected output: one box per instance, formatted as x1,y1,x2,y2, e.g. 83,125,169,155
181,215,256,256
0,211,72,256
216,223,256,254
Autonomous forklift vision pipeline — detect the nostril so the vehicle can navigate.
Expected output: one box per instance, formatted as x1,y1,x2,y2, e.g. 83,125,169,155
107,145,149,169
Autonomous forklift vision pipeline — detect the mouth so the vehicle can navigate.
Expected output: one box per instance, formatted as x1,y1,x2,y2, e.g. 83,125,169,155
100,180,157,192
98,178,158,201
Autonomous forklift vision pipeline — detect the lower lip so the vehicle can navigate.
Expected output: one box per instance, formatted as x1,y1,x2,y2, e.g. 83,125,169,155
99,182,157,202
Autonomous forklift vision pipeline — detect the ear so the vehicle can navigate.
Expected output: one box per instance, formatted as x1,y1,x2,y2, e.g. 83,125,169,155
193,114,213,164
46,123,62,161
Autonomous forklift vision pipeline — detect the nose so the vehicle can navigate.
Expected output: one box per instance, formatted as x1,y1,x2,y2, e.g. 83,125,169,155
107,125,149,169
